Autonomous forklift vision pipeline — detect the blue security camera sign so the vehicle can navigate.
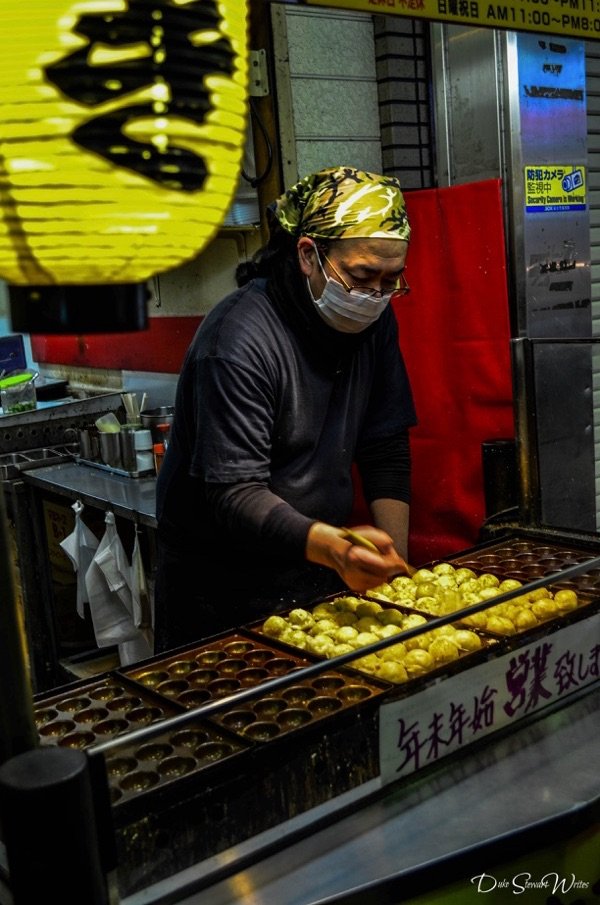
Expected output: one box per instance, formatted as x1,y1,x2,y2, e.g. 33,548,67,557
525,165,586,212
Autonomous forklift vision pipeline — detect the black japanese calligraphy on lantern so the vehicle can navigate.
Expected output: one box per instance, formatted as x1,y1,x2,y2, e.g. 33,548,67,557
44,0,236,191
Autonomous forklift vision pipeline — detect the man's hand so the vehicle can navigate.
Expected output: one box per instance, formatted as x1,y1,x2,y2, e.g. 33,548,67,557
306,522,411,592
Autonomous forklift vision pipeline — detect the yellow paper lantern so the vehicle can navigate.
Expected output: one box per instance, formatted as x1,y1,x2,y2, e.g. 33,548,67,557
0,0,249,288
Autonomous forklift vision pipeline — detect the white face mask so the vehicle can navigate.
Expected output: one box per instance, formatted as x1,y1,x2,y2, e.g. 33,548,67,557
307,248,392,334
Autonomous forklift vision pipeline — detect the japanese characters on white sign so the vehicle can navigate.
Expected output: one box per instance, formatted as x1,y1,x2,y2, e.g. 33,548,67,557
379,614,600,782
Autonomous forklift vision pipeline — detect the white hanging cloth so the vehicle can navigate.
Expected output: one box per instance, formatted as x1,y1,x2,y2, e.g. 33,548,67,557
59,500,99,618
126,525,154,660
84,511,152,665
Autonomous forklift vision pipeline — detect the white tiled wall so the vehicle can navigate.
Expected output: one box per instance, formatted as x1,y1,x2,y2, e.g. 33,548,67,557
271,5,383,186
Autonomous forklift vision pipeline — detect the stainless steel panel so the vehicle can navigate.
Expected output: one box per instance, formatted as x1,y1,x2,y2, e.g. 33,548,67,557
534,340,596,529
516,33,591,339
431,24,503,187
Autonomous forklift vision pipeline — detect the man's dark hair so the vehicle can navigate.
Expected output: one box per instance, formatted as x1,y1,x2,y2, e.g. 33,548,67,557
235,221,333,287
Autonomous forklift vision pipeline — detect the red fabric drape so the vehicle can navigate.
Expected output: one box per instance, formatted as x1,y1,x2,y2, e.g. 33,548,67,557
352,179,515,565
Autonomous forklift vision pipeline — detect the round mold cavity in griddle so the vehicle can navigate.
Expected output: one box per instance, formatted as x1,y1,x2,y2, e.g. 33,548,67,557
136,670,170,688
253,697,286,719
282,685,316,706
537,557,562,570
571,551,592,562
94,718,129,736
498,558,521,571
74,707,108,725
106,695,143,713
244,649,274,666
195,650,226,667
58,731,95,749
207,678,240,698
194,740,236,763
531,546,557,557
135,743,173,762
554,552,580,564
515,553,538,563
120,770,160,792
221,710,256,731
167,660,195,677
237,667,269,686
177,689,211,708
170,729,210,748
218,658,247,676
156,679,189,698
475,554,500,566
308,696,343,716
512,541,534,551
243,721,280,741
580,579,600,591
89,684,124,701
522,565,545,578
127,706,164,726
60,696,92,713
35,708,58,726
158,756,196,778
106,756,138,777
276,708,312,730
312,674,345,693
188,668,220,686
223,640,253,656
556,581,581,591
268,657,299,675
338,685,372,705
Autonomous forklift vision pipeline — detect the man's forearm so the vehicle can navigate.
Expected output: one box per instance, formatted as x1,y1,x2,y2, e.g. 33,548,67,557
369,498,410,559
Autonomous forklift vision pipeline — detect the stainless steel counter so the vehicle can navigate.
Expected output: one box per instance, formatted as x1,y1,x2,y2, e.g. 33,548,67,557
22,461,157,527
125,684,599,905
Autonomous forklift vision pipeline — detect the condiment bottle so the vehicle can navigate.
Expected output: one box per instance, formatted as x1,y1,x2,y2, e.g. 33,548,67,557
153,441,165,474
157,422,171,449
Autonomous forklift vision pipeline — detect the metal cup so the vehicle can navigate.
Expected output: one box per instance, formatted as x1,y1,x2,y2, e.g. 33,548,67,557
78,429,93,460
99,432,122,469
119,427,137,473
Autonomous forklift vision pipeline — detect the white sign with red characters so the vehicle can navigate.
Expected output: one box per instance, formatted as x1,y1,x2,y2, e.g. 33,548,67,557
379,614,600,782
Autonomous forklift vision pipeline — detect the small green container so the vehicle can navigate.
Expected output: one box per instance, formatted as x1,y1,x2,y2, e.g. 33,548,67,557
0,371,37,415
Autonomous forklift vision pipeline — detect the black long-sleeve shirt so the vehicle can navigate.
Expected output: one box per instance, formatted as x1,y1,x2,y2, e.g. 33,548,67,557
154,268,416,647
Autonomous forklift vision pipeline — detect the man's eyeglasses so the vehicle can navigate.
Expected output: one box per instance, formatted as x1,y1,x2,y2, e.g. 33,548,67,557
319,249,410,301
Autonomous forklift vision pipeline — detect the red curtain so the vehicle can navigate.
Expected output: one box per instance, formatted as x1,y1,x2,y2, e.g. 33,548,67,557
353,179,515,565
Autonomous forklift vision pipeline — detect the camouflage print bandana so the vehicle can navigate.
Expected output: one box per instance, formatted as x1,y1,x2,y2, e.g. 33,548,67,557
272,166,410,241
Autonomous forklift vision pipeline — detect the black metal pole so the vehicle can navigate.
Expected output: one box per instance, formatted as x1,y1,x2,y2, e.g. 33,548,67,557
0,747,111,904
0,482,38,766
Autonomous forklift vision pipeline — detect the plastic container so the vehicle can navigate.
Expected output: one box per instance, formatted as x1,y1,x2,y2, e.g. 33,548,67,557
133,429,153,451
0,372,37,414
136,451,154,473
95,412,121,434
130,428,154,473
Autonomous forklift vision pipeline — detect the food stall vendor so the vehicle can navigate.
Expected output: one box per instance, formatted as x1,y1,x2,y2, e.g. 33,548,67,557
154,166,417,652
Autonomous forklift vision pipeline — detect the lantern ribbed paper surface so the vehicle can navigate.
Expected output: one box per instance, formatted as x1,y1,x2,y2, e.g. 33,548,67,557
0,0,248,286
